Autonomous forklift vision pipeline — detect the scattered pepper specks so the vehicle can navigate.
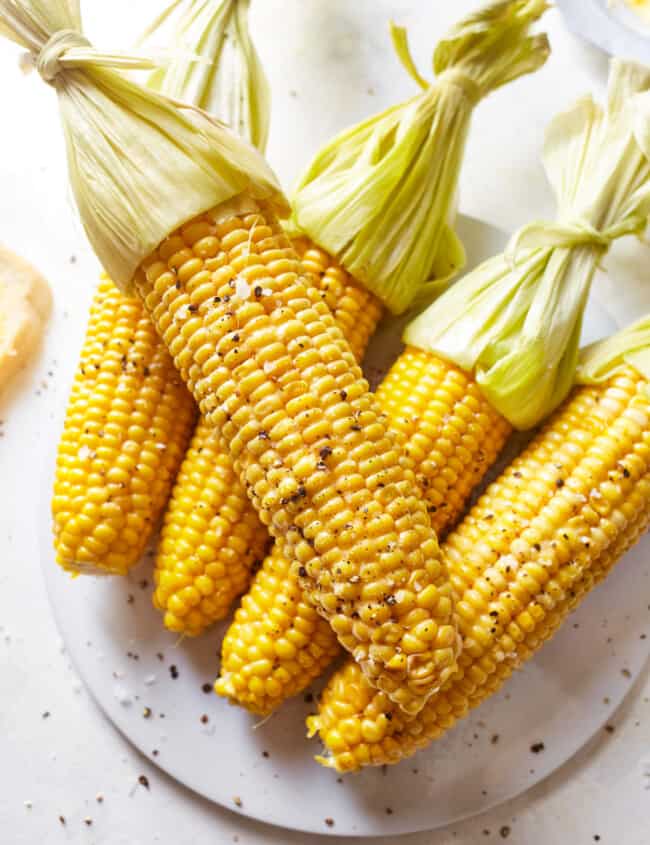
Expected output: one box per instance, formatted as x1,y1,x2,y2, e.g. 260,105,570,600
138,775,150,790
530,742,545,754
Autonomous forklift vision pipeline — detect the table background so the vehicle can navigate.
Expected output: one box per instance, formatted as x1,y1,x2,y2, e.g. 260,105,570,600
1,2,649,843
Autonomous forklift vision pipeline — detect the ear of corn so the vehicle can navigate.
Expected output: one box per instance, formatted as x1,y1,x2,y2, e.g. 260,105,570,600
290,0,550,314
308,366,650,770
141,0,271,152
216,346,512,715
404,60,650,430
295,237,384,364
215,543,343,715
153,241,381,635
152,418,270,633
376,348,512,537
52,277,197,575
0,1,287,293
52,0,274,581
136,200,458,715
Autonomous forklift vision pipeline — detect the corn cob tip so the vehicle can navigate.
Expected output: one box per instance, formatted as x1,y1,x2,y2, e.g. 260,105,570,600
306,714,320,739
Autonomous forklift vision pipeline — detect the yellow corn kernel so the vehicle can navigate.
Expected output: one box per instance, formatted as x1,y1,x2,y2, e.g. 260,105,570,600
217,350,512,711
52,277,196,575
135,202,457,714
152,427,270,634
377,347,512,538
153,236,382,635
309,369,650,770
294,237,384,363
215,545,342,715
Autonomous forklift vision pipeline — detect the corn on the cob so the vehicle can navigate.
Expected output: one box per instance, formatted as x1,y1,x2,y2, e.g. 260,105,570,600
377,348,512,536
153,422,270,633
52,0,271,580
153,241,381,635
52,277,196,575
308,367,650,770
216,347,511,714
136,201,458,714
295,237,384,363
216,543,342,714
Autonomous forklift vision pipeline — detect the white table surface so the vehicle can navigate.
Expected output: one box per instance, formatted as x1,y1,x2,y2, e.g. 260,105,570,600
1,2,650,843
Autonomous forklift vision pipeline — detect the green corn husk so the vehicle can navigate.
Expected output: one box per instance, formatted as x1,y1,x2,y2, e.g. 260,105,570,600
140,0,270,152
290,0,550,314
0,0,286,292
578,314,650,384
405,59,650,429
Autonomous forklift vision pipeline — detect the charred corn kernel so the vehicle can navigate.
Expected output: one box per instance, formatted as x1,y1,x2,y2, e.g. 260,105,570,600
216,347,511,713
309,369,650,770
294,237,384,363
153,238,380,636
215,544,342,715
377,348,512,538
136,201,457,714
52,277,196,575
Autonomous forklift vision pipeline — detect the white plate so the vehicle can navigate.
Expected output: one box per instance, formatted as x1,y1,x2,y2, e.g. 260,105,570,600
557,0,650,64
40,216,650,837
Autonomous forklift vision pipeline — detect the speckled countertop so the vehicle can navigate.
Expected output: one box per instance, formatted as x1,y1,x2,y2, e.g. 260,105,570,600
1,2,649,843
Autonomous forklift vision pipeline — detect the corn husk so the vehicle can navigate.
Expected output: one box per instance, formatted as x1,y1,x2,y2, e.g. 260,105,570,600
0,0,286,292
577,314,650,384
289,0,550,315
140,0,270,152
405,59,650,429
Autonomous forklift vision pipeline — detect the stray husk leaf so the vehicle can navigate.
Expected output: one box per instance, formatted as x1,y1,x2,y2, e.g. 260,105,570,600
577,314,650,384
0,0,286,292
405,59,650,429
140,0,270,151
290,0,550,314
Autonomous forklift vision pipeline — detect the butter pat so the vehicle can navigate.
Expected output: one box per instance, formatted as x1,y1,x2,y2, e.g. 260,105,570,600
0,245,51,391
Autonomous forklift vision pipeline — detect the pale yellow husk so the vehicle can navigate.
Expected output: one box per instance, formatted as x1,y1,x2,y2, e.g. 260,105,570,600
578,313,650,384
140,0,270,151
405,58,650,429
290,0,550,314
0,0,286,292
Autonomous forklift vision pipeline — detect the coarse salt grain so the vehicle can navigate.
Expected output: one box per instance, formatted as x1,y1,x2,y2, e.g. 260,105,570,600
235,277,251,300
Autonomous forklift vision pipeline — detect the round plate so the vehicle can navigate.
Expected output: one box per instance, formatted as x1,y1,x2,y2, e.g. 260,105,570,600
557,0,650,64
40,217,650,837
